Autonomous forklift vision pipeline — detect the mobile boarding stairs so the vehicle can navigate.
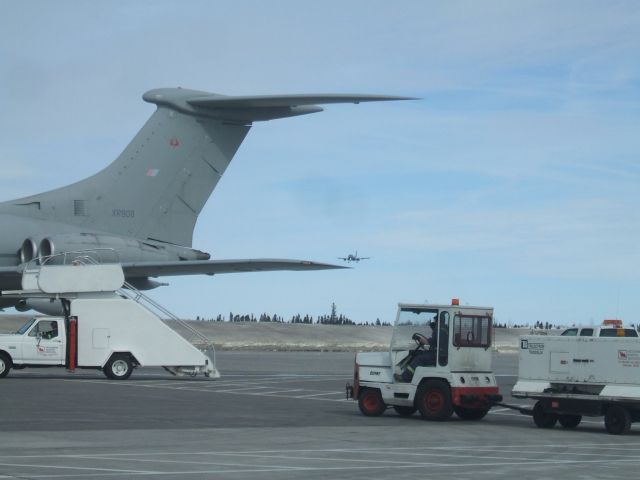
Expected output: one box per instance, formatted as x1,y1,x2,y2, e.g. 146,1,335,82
1,250,220,379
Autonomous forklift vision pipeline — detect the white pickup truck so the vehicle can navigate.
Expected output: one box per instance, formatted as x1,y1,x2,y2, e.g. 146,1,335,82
560,319,638,338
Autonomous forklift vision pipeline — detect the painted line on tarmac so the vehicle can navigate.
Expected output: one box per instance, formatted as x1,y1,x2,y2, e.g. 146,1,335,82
64,375,347,387
204,449,528,466
487,410,605,425
0,461,157,475
201,376,347,386
213,386,306,394
18,455,640,478
226,375,348,382
83,450,533,472
454,446,633,458
9,441,640,460
74,455,304,471
230,391,349,402
65,376,347,392
65,379,352,403
294,391,345,398
252,388,306,395
223,373,349,378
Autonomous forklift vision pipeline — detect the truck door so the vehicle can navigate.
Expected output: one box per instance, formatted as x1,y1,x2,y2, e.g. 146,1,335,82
22,319,65,365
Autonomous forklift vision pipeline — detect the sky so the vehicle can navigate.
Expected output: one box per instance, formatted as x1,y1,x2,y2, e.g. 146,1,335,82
1,0,640,326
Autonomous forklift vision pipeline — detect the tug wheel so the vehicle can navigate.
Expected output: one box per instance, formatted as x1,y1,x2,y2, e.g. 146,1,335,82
532,400,557,428
416,380,453,421
454,406,489,420
358,388,386,416
558,414,582,429
605,405,631,435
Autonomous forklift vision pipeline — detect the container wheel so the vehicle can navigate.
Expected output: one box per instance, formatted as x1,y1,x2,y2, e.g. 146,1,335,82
605,405,631,435
558,414,582,429
358,388,386,416
393,406,417,417
532,400,557,428
454,406,489,420
103,354,133,380
416,379,453,421
0,353,12,378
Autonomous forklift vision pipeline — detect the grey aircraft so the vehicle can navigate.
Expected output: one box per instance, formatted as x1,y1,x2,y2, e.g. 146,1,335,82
0,87,411,313
338,251,371,263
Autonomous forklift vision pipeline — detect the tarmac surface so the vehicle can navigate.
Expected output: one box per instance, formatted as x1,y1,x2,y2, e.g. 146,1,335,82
0,351,638,479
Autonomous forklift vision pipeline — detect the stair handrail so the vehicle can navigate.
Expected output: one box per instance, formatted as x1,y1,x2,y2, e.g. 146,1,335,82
28,252,213,348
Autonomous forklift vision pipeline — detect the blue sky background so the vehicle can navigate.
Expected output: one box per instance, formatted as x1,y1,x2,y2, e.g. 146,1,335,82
1,0,639,325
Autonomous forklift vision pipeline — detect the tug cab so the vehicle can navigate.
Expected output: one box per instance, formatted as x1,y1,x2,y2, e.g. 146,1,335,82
347,300,501,421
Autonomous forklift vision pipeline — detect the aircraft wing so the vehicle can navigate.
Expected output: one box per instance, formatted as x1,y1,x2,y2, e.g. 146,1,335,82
0,259,346,291
120,259,347,278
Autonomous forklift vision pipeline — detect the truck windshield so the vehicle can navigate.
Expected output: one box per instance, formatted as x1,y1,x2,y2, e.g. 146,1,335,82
391,308,438,351
561,328,578,336
452,313,491,348
16,318,36,335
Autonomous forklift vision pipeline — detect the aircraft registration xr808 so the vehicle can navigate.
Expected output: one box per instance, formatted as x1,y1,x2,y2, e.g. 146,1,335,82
0,87,412,313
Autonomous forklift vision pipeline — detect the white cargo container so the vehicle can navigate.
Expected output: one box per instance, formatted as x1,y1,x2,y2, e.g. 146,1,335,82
0,260,219,380
512,334,640,434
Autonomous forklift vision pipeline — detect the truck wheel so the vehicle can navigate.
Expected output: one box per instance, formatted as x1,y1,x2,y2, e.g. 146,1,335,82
605,405,631,435
532,400,557,428
0,353,11,378
103,354,133,380
393,406,417,417
558,414,582,429
358,388,386,416
416,380,453,421
454,406,489,420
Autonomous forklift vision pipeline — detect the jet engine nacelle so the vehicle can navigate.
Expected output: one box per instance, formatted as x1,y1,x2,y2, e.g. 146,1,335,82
19,237,44,263
33,233,209,264
16,298,65,316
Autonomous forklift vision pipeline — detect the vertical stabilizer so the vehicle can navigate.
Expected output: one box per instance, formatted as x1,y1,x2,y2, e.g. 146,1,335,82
1,88,413,247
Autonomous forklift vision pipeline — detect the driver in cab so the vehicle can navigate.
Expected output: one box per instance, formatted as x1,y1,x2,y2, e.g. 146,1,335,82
396,316,447,382
40,321,58,340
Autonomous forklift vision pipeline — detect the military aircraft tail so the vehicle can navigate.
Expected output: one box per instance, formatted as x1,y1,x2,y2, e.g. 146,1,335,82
2,88,413,251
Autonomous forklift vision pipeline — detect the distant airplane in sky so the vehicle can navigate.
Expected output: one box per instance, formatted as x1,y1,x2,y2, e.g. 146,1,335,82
338,252,371,263
0,87,411,313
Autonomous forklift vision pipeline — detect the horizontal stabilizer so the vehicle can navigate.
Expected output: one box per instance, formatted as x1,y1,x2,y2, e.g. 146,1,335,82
187,93,417,108
144,88,416,122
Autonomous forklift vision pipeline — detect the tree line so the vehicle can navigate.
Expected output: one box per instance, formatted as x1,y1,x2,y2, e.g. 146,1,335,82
195,302,392,326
